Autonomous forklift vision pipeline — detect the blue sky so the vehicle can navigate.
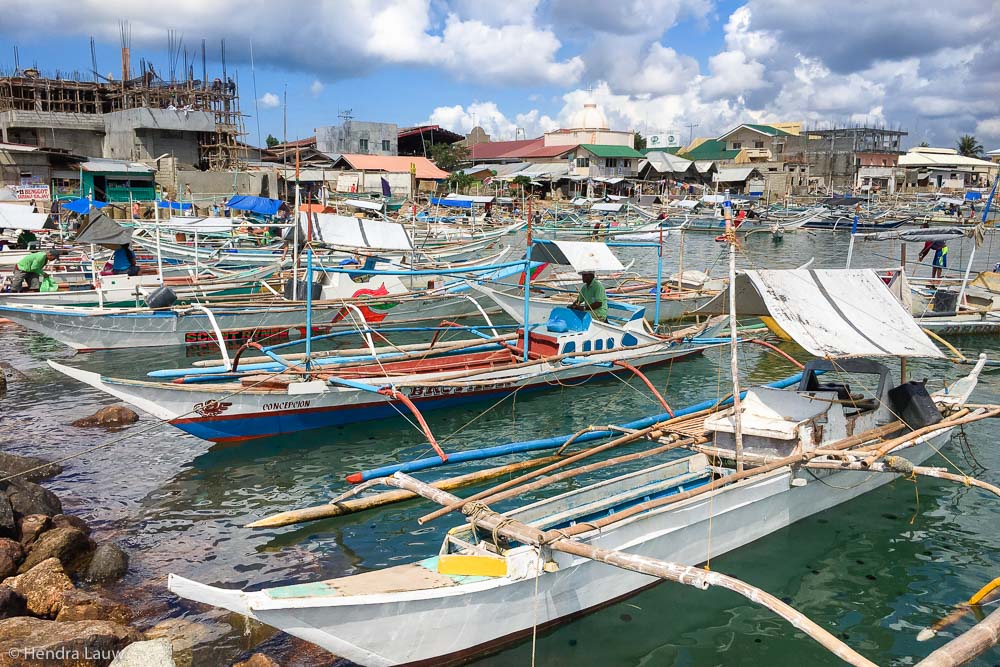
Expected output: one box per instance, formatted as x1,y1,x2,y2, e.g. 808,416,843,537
0,0,997,149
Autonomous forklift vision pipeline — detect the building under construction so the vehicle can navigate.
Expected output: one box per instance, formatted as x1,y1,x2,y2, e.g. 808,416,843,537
0,34,245,171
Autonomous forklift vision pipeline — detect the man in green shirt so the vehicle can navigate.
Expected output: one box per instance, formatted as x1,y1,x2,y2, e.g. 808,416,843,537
9,249,63,292
570,270,608,321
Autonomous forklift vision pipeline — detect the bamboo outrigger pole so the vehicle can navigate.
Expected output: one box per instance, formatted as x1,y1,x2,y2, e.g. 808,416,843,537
388,472,878,667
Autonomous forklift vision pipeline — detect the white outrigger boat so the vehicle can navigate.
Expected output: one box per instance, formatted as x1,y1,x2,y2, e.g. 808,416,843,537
50,241,723,442
168,269,1000,666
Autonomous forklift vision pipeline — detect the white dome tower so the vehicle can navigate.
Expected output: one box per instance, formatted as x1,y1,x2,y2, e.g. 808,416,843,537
572,102,609,130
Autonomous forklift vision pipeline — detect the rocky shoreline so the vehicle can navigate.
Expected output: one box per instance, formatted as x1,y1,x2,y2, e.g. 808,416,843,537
0,441,291,667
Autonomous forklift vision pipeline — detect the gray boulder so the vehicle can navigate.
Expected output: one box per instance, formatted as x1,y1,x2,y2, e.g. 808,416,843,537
0,452,63,483
85,543,129,584
18,526,92,574
3,478,62,518
109,638,175,667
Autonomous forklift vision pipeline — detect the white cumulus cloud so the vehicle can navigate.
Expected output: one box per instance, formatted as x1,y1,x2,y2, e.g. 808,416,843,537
259,92,280,109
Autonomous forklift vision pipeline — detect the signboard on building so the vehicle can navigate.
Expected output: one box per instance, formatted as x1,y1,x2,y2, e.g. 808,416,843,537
12,185,51,201
647,132,680,149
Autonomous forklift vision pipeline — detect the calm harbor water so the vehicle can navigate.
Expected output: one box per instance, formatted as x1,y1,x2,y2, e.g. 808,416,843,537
1,229,998,666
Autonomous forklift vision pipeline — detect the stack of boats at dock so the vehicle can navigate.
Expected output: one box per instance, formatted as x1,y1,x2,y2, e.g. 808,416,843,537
6,189,1000,664
151,266,999,667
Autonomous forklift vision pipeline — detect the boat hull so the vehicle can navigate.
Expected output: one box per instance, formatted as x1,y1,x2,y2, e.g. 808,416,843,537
50,344,707,442
171,437,943,666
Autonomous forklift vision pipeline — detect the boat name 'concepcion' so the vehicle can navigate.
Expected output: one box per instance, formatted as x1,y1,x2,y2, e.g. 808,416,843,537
262,400,313,411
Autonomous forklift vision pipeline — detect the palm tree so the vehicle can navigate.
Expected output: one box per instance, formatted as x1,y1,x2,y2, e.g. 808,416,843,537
957,135,984,157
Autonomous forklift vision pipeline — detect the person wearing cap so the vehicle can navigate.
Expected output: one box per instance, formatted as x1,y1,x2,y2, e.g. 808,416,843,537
570,270,608,322
9,249,63,292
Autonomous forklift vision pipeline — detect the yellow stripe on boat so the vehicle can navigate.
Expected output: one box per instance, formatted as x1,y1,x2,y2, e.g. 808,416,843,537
759,316,793,341
437,554,508,577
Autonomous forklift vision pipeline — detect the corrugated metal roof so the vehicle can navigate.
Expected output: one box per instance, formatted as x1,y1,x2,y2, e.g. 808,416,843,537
644,151,693,174
578,144,645,159
80,159,153,174
899,151,997,169
681,139,740,162
467,138,544,160
713,167,757,182
335,154,449,179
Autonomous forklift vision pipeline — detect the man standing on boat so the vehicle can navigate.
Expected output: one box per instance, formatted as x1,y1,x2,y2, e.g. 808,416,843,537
571,270,608,321
9,249,64,292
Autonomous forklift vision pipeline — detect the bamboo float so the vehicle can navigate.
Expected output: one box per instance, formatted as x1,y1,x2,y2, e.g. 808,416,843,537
861,408,992,465
804,461,1000,498
246,454,564,529
388,472,878,667
914,606,1000,667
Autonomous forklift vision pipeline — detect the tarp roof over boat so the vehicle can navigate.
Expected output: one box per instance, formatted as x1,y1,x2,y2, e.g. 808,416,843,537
444,194,495,204
148,217,235,234
0,203,54,231
342,198,385,212
698,269,944,358
226,195,285,216
529,240,624,272
592,202,624,212
74,212,133,247
62,198,107,214
299,212,412,251
861,226,970,243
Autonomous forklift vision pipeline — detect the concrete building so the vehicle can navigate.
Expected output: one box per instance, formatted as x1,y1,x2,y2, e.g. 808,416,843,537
102,108,216,167
855,152,903,193
572,144,645,179
0,142,84,201
329,154,448,197
898,147,997,190
316,121,398,156
717,123,796,162
802,126,906,192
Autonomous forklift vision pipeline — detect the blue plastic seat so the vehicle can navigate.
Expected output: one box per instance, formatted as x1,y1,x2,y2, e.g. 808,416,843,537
546,307,591,333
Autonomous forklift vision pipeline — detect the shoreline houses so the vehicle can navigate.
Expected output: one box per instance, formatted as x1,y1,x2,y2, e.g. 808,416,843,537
1,55,996,206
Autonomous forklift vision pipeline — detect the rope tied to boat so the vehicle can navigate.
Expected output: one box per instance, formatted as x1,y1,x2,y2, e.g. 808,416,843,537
885,455,916,477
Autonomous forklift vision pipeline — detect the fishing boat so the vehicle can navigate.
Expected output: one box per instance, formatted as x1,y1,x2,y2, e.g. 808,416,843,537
167,268,998,666
49,241,722,443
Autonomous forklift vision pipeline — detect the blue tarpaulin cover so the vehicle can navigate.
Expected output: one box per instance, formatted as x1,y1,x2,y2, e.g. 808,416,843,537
430,197,472,209
156,200,194,210
63,198,107,214
966,191,982,201
225,195,284,216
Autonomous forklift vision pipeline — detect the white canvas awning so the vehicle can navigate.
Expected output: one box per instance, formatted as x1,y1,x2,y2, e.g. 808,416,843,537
714,167,756,183
698,269,943,358
444,194,495,204
343,199,385,211
673,199,701,209
529,240,624,272
151,217,235,234
300,212,413,251
862,227,969,243
0,203,52,231
591,202,624,212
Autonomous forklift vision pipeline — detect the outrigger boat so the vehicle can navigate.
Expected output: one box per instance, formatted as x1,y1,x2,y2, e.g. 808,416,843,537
167,268,1000,666
49,241,723,443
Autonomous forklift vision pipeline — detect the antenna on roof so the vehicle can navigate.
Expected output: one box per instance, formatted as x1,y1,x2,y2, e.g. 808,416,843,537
338,108,354,122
